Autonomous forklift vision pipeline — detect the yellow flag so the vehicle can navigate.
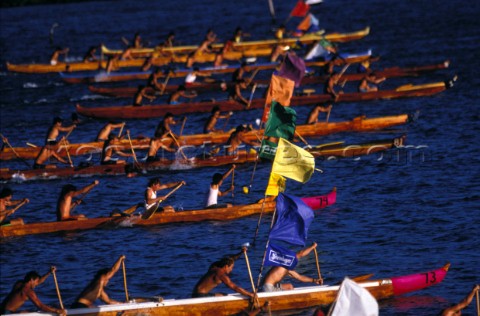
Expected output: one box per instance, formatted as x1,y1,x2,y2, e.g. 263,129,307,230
265,172,287,196
272,138,315,183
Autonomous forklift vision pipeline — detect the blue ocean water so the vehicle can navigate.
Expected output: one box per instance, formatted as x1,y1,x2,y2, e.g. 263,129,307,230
0,0,479,315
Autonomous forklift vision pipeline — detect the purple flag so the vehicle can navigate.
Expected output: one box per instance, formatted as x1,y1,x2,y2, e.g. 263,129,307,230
269,193,314,246
276,53,306,87
264,242,298,269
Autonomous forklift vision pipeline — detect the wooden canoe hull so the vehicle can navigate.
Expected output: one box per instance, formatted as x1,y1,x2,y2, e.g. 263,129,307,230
9,263,449,316
0,189,337,238
60,51,372,84
76,80,451,119
87,61,450,97
0,137,404,182
0,114,409,161
100,27,371,57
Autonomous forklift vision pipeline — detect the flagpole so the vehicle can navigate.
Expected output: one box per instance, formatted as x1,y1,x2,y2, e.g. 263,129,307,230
251,195,268,246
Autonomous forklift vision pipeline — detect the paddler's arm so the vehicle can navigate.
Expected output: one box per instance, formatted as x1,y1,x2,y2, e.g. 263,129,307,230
99,290,122,305
38,266,55,285
73,180,99,197
105,255,125,281
50,150,69,165
220,273,254,298
288,270,323,285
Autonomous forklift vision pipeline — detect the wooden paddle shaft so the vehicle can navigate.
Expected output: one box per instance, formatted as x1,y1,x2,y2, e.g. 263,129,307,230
231,169,235,198
122,261,129,302
168,131,188,160
63,138,73,167
313,248,322,280
52,270,64,309
476,289,479,316
118,123,125,137
244,250,256,293
126,131,138,163
179,117,187,136
326,106,332,123
295,131,311,148
2,136,31,168
164,182,185,200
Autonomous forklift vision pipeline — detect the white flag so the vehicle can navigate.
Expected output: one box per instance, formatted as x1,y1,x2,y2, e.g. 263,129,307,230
331,278,379,316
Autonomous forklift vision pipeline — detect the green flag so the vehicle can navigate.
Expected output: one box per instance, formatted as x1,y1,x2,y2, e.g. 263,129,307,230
259,101,297,160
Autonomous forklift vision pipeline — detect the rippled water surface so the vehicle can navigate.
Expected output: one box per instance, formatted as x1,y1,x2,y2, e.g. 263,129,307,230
0,0,479,315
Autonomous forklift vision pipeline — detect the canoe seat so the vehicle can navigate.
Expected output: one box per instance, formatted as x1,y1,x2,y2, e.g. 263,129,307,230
10,218,25,226
303,89,316,96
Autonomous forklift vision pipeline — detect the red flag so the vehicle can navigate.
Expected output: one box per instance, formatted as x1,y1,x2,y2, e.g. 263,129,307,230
290,0,310,17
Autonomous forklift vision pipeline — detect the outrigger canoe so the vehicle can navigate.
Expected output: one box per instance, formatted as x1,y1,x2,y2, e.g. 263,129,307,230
76,79,454,120
88,61,450,98
0,189,336,238
0,136,405,182
5,28,370,75
0,114,410,161
100,27,371,57
60,51,372,84
5,263,449,315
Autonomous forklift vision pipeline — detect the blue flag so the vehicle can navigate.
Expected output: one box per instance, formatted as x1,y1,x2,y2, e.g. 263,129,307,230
269,193,314,246
264,242,298,269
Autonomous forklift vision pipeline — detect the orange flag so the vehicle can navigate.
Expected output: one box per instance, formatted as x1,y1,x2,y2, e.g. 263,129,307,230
262,74,295,122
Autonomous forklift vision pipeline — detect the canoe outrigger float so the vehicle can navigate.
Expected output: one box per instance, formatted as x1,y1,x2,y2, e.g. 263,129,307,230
59,50,372,84
0,136,406,182
100,27,371,57
76,79,454,120
4,263,449,315
5,28,369,74
88,61,450,98
0,189,336,238
0,114,410,161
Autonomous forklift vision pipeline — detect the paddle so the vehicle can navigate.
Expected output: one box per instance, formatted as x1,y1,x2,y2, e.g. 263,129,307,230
0,134,31,168
326,105,332,123
241,243,260,309
294,131,312,149
110,202,143,217
160,71,172,95
179,117,187,136
71,180,99,212
476,287,479,316
246,83,257,109
222,112,233,132
242,156,258,195
231,168,235,200
62,137,74,167
168,131,188,160
51,267,64,310
141,182,185,220
126,130,142,170
118,122,125,138
122,260,129,302
313,248,323,285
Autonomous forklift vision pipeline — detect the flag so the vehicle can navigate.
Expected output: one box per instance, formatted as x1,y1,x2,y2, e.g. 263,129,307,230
264,101,296,139
269,193,314,246
265,74,295,108
263,242,298,269
295,13,320,36
276,53,306,87
271,138,315,183
259,101,297,160
331,278,379,316
265,172,286,196
290,0,310,17
304,42,329,60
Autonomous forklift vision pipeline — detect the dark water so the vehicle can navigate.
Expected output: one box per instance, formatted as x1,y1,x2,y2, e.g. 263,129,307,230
0,0,479,315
